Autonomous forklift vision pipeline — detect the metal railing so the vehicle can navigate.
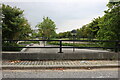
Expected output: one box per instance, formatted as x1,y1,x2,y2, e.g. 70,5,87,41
2,40,120,53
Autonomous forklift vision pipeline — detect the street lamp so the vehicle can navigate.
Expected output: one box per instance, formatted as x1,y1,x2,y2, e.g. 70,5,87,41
71,30,77,52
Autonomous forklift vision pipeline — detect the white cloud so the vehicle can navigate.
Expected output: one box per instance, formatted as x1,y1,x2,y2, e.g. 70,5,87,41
2,0,108,33
56,18,92,33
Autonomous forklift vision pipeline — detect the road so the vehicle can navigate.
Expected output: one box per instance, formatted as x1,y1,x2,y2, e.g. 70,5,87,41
2,68,118,78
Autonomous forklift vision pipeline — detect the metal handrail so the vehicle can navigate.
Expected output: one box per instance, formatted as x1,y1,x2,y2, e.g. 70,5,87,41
2,39,120,42
2,40,120,53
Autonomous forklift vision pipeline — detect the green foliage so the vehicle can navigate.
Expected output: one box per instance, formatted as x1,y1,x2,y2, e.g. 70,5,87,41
79,25,91,38
48,41,101,48
97,2,120,48
36,17,57,40
57,31,71,39
57,17,101,40
31,31,38,38
2,4,32,51
2,4,32,40
77,17,101,39
57,2,120,51
87,17,101,38
2,42,23,51
19,41,39,44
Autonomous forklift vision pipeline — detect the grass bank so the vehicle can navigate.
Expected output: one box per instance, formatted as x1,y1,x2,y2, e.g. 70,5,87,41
47,41,102,48
19,41,39,44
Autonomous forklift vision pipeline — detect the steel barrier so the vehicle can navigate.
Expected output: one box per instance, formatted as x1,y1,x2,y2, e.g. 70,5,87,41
2,40,120,53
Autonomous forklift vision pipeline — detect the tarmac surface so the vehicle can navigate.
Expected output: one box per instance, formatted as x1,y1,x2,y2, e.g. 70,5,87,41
2,68,118,78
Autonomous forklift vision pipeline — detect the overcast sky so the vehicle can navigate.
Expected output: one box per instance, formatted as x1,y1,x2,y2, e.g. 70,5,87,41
2,0,109,33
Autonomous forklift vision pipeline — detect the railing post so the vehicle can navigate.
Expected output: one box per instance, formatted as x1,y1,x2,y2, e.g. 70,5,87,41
58,40,63,53
115,41,119,53
73,40,75,52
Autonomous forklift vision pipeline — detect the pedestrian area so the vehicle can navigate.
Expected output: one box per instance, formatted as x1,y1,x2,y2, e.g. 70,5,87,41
2,60,119,69
25,44,110,53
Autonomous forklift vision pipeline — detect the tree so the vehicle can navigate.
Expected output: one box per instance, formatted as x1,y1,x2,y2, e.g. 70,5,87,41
78,25,91,39
77,17,101,40
36,17,56,40
97,3,120,40
87,17,101,38
2,4,32,51
2,4,32,40
97,2,120,48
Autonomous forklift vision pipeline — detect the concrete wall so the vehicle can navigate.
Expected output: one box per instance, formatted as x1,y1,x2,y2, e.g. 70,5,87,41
2,52,119,60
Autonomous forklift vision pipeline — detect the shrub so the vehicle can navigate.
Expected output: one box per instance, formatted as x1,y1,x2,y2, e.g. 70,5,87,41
2,42,23,51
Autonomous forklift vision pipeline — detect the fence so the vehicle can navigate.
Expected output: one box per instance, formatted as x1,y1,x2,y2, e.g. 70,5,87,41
2,40,120,53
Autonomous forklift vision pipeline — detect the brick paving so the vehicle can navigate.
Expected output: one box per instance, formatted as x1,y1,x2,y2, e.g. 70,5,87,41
2,60,119,66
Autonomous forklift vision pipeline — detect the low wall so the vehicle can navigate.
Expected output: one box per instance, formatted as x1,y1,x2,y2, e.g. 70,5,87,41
2,52,119,60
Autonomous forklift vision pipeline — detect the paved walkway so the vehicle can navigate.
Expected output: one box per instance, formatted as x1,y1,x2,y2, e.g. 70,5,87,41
25,42,109,53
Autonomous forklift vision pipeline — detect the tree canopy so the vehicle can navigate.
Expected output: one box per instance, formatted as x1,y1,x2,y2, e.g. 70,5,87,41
97,2,120,41
58,2,120,42
36,17,57,40
2,4,32,40
57,17,101,40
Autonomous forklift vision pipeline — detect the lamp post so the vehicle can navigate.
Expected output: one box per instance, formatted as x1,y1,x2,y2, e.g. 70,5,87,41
71,30,77,52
